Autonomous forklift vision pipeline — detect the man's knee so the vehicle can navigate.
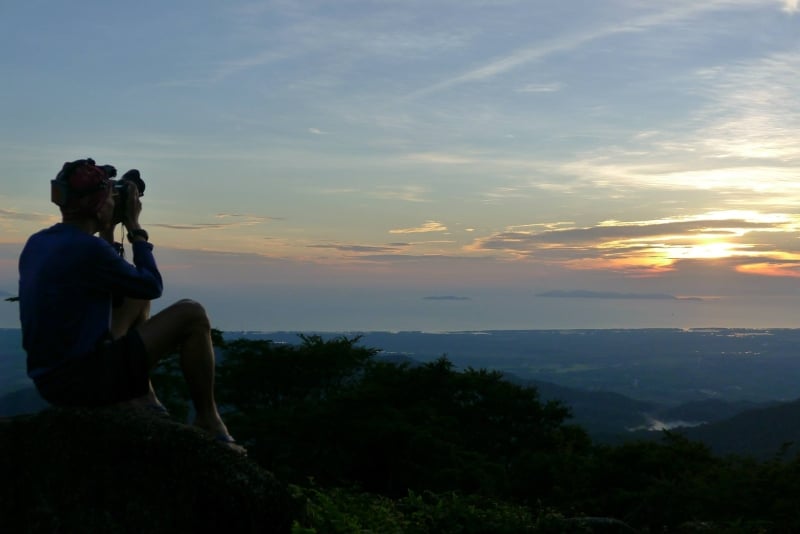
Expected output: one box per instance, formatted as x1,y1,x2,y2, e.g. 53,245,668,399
173,299,211,329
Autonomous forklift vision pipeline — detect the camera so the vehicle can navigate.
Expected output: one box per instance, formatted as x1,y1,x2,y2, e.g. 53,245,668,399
111,169,146,225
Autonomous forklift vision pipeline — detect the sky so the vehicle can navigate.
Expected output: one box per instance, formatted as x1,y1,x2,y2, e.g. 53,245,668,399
2,0,800,332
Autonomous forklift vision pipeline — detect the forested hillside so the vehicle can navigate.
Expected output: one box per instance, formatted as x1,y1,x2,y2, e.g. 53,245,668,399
147,333,800,532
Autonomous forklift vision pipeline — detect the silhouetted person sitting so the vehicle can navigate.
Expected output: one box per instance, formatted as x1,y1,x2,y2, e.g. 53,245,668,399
18,158,244,454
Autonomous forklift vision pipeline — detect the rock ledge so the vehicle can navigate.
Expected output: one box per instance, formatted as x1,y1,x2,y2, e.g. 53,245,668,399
0,407,293,533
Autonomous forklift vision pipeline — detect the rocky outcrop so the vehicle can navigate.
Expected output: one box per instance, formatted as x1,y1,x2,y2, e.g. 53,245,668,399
0,407,294,533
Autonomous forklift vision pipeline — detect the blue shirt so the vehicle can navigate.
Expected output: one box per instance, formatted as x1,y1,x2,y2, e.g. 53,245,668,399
18,223,163,379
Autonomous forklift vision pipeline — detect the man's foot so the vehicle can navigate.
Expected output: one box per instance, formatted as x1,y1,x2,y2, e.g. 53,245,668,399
213,432,248,455
193,415,247,455
121,393,171,418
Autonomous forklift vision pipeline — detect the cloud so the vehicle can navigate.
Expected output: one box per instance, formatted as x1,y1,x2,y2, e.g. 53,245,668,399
214,49,291,81
308,243,406,253
305,185,429,203
216,213,283,222
216,3,471,87
737,261,800,277
389,221,448,234
408,1,765,98
423,295,471,301
685,50,800,162
367,185,431,203
311,187,362,195
553,48,800,201
517,82,563,93
783,0,799,13
153,223,232,230
152,214,277,231
469,211,800,276
477,217,775,248
309,128,326,135
0,209,54,224
536,289,702,301
405,153,475,165
344,253,483,263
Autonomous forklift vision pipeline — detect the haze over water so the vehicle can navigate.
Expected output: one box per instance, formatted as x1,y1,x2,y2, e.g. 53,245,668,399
104,292,800,333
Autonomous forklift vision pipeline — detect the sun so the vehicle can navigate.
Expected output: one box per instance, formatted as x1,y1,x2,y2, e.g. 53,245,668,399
685,241,738,259
664,240,741,260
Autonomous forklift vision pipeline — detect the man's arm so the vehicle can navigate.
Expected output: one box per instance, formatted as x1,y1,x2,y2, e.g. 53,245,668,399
93,237,163,300
93,180,162,299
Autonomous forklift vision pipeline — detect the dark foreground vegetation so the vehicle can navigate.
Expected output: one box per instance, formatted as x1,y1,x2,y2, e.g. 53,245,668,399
152,332,800,532
8,333,800,532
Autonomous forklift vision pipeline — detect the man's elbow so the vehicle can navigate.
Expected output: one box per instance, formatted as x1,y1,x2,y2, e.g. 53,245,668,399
146,278,163,299
151,283,164,299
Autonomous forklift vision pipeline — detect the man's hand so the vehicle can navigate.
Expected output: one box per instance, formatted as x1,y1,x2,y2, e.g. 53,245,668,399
122,181,143,231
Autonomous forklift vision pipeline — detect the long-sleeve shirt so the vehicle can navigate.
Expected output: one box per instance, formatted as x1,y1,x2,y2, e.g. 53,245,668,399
18,223,163,379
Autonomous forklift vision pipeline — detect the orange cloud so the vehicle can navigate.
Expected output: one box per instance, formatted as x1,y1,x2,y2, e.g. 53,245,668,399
389,221,448,234
736,262,800,278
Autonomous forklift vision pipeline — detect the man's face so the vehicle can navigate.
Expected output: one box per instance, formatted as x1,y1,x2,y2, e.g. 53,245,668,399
96,184,116,229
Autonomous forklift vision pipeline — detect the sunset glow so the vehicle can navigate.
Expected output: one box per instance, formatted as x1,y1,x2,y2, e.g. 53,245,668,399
2,1,800,330
664,241,744,260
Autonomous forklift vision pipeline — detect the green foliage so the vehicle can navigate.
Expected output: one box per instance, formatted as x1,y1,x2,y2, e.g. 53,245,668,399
209,335,587,499
290,485,541,534
151,331,800,531
216,334,375,412
291,484,406,533
150,353,190,422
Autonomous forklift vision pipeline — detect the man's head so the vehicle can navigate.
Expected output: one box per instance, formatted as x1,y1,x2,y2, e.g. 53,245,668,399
51,158,115,222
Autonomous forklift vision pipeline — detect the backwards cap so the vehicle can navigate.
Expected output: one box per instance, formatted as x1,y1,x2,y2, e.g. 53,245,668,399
53,158,114,220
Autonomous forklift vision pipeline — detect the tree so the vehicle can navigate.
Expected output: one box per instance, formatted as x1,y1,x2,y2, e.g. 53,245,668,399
211,335,589,500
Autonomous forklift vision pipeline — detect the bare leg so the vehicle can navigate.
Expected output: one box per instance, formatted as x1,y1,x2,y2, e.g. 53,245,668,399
135,299,244,454
111,298,163,409
111,298,150,339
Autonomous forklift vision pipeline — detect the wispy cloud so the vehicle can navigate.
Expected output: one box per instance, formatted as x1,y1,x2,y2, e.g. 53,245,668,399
216,213,282,221
213,3,471,86
536,289,702,301
495,218,774,246
405,152,475,165
343,253,483,263
152,214,275,231
557,48,800,199
308,243,407,253
367,185,431,203
306,185,430,203
215,49,291,81
311,187,362,195
0,209,54,223
152,223,236,231
408,1,770,98
469,211,800,276
690,50,800,161
389,221,448,234
517,82,563,93
737,261,800,277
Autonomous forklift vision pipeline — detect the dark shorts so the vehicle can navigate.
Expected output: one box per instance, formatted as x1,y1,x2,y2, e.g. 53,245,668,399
34,330,150,407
